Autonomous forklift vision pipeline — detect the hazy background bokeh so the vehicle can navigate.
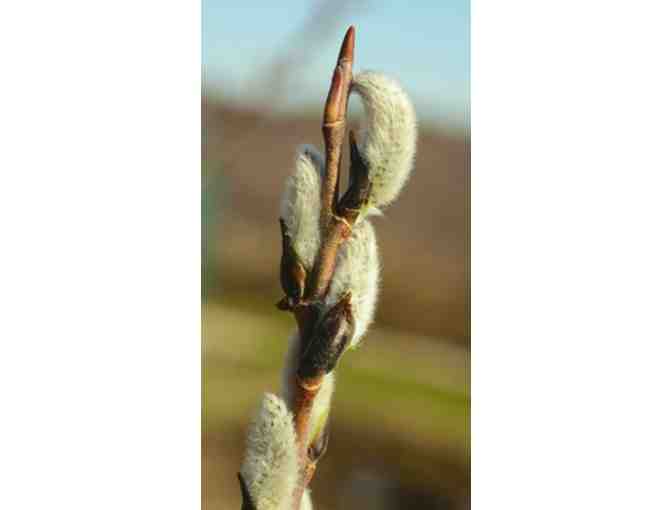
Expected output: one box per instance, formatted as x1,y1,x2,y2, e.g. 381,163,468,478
202,2,470,508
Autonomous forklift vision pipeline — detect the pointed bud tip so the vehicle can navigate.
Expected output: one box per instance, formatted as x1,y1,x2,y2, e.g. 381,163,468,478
338,26,355,63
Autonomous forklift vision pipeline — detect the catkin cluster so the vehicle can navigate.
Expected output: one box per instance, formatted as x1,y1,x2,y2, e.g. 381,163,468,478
240,71,416,510
281,70,416,345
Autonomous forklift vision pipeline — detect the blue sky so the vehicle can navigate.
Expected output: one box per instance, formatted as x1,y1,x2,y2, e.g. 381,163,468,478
202,1,470,128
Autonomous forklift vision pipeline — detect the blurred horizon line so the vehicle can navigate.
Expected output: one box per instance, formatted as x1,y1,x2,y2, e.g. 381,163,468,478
202,83,471,135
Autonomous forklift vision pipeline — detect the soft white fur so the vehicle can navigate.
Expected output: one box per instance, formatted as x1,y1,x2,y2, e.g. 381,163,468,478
280,145,325,269
240,393,299,510
326,219,380,349
352,71,417,213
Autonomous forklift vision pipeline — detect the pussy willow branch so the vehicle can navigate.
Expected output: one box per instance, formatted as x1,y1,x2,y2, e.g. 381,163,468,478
237,26,366,510
288,26,364,510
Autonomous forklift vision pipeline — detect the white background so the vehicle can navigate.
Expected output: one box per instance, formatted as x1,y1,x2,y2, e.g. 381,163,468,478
1,1,671,508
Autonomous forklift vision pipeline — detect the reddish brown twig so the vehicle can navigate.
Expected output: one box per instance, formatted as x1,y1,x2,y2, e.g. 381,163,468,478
288,26,360,510
305,26,355,303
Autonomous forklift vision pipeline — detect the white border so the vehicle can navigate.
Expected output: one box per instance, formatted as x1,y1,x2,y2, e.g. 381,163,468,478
0,1,201,508
473,0,672,508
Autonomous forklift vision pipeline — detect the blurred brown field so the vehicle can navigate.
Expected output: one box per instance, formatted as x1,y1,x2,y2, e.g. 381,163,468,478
203,97,470,509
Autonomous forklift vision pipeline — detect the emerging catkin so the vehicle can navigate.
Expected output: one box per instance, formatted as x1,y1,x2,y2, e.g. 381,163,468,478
279,145,325,270
240,393,299,510
352,71,417,214
326,219,380,349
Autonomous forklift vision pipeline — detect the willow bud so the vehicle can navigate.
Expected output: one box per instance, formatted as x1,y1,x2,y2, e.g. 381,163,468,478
327,220,380,349
240,393,299,510
298,294,354,380
279,145,325,271
278,218,307,308
352,71,417,214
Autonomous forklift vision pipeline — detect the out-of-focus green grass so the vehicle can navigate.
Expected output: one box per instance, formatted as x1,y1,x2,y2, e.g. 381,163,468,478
203,299,470,509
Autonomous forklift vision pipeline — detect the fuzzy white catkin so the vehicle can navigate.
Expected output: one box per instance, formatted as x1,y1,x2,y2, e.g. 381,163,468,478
280,145,325,269
281,333,335,444
326,219,380,349
352,71,417,213
240,393,299,510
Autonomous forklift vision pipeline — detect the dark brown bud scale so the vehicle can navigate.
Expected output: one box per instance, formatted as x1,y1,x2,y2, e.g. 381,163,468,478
337,131,372,221
297,293,354,379
279,218,308,308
